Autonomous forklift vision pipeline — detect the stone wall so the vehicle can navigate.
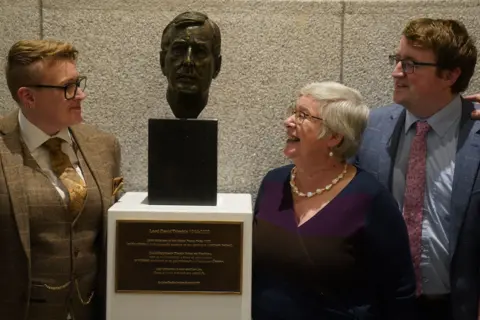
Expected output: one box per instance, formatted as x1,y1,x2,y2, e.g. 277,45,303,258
1,0,479,197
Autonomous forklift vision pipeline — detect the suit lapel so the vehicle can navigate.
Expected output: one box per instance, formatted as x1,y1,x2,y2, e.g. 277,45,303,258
449,99,480,254
0,110,31,262
378,107,405,190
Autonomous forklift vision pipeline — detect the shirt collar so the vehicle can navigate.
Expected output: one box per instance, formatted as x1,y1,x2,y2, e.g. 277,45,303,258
18,110,73,153
404,95,462,138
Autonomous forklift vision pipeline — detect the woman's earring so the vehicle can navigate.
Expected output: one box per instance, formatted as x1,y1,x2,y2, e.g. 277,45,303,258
329,151,333,157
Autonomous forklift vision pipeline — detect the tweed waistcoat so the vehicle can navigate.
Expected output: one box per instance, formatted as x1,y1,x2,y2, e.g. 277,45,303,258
23,141,103,320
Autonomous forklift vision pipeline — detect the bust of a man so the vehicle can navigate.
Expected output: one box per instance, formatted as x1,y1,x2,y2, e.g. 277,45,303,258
160,11,222,119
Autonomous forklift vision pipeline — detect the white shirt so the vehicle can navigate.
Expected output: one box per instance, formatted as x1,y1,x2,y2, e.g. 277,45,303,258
18,110,85,202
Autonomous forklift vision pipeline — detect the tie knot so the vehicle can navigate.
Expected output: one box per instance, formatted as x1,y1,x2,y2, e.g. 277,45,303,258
43,137,64,152
415,121,430,136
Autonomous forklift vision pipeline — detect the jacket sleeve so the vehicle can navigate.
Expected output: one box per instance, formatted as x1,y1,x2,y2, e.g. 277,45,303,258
364,186,417,320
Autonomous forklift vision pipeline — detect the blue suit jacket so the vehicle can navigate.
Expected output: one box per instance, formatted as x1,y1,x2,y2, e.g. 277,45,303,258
354,98,480,320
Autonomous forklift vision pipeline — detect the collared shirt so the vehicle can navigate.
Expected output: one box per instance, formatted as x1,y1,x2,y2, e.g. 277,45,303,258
392,95,462,295
18,110,85,202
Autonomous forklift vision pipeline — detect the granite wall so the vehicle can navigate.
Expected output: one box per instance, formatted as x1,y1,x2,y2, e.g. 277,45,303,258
1,0,479,197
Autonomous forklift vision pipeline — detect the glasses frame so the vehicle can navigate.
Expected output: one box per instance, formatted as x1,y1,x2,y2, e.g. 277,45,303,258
28,76,87,100
389,55,438,74
289,106,323,124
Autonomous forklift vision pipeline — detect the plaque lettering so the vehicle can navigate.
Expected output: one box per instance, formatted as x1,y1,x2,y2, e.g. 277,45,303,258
115,221,243,293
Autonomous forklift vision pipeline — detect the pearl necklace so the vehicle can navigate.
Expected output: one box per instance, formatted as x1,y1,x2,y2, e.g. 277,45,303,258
290,164,348,198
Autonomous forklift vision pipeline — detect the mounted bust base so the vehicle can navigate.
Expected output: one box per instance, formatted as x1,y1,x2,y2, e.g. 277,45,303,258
147,118,217,206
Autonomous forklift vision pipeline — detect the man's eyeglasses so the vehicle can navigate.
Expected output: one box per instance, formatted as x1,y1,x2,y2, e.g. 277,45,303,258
288,106,323,124
389,55,438,74
28,76,87,100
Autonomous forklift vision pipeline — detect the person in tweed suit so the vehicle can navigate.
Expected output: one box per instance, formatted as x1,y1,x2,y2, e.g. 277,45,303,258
0,39,123,320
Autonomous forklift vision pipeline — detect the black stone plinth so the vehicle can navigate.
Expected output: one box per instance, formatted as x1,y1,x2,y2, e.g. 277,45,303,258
148,118,217,206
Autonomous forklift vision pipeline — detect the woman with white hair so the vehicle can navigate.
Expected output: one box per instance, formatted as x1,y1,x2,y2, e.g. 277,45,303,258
252,81,416,319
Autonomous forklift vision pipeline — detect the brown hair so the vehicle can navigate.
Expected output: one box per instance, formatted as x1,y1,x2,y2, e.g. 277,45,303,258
402,18,477,93
5,39,78,103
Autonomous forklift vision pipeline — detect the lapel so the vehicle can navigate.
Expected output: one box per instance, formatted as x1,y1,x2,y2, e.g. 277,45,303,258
0,110,31,262
69,125,110,219
377,106,405,190
449,99,480,254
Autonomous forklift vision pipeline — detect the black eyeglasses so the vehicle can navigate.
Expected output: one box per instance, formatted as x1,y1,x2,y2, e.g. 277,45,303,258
28,76,87,100
288,106,323,124
389,55,438,74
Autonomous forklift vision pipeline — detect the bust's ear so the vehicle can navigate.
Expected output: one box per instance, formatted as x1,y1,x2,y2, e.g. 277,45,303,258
212,55,222,79
160,51,167,76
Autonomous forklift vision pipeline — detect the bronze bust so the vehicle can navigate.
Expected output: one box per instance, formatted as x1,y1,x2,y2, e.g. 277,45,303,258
160,11,222,119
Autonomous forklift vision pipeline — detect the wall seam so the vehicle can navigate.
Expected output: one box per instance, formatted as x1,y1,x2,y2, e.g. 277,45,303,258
339,0,346,83
39,0,44,39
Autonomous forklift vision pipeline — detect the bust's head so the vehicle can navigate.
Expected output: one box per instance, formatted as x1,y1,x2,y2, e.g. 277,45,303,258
160,11,222,118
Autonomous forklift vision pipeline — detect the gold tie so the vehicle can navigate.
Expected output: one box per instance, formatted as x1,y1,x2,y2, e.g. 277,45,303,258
43,137,87,216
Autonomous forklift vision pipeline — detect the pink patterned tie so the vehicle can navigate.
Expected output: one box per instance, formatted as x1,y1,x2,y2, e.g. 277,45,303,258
403,121,430,296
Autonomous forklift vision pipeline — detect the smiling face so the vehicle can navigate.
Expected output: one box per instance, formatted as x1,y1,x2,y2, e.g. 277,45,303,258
18,59,86,135
392,36,459,116
284,95,329,162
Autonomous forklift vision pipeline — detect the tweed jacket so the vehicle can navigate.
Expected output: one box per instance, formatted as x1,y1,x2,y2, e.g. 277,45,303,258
0,109,122,320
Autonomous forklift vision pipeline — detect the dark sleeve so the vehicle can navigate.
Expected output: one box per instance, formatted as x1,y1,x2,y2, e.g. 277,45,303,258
254,168,276,217
253,176,266,217
364,187,417,320
252,172,270,273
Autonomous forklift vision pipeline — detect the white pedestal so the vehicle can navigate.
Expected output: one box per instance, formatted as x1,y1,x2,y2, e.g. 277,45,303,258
106,192,253,320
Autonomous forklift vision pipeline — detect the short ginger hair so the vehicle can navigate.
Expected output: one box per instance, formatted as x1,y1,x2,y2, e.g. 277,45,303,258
5,39,78,103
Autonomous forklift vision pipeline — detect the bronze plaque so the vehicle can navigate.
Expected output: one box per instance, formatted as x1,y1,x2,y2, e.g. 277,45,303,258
115,220,243,294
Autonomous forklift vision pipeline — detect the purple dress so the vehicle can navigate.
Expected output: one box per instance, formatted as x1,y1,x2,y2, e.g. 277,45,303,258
252,165,416,320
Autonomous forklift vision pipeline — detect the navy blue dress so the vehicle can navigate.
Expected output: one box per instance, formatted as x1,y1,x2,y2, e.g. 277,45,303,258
252,165,416,320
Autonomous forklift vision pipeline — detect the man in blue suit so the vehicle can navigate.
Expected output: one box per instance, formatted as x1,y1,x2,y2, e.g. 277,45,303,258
355,18,478,320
